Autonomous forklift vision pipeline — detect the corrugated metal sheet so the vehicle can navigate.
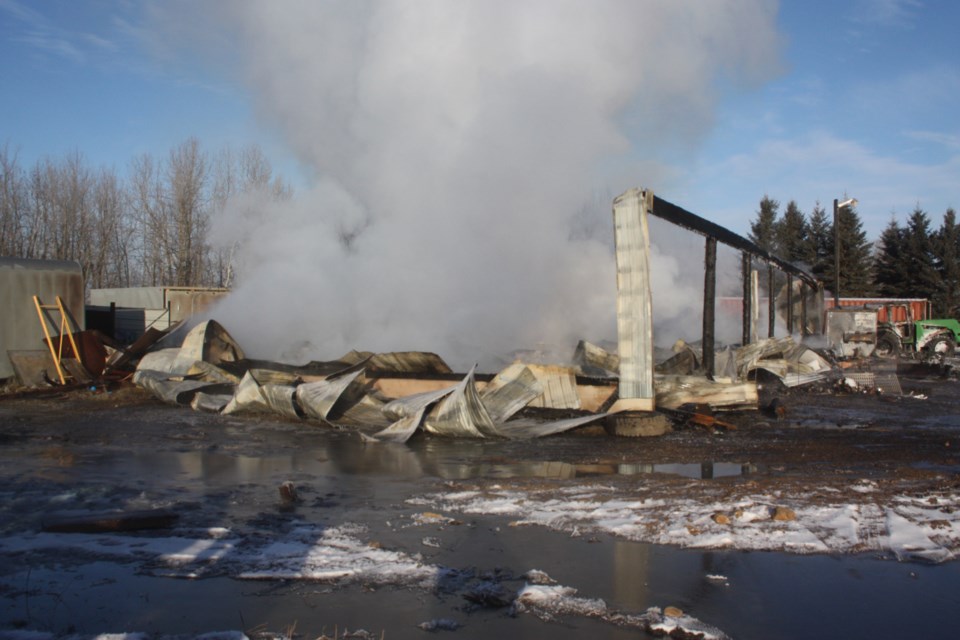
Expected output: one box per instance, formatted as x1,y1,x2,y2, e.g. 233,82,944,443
369,385,457,442
423,368,500,438
612,189,655,403
338,350,453,374
296,370,366,421
479,363,543,423
824,298,929,323
0,257,84,379
524,364,581,410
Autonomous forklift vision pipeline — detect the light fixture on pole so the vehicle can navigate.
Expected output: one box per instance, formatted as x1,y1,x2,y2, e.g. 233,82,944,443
833,197,859,306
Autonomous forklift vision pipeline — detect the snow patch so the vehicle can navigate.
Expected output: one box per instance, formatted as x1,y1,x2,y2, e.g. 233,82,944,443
415,483,960,561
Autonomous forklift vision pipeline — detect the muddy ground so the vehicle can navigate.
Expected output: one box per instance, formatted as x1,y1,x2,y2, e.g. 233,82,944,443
1,361,959,638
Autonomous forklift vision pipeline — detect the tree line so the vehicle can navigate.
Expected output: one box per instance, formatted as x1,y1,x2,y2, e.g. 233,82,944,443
5,139,957,319
748,195,960,317
0,138,290,289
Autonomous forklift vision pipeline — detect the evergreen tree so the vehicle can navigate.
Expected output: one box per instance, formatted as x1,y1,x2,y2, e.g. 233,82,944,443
807,202,833,284
826,200,873,297
932,208,960,317
775,200,810,264
901,206,941,303
749,195,779,254
873,217,907,297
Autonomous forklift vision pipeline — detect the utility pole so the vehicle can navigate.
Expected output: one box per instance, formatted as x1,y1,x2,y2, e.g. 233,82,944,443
833,197,858,307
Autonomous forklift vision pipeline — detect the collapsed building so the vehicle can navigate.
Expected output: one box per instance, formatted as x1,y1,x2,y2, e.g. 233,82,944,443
9,190,909,440
117,189,846,441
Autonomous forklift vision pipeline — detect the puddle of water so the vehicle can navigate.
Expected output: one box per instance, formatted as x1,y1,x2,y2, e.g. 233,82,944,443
2,410,958,639
13,438,756,486
1,520,956,640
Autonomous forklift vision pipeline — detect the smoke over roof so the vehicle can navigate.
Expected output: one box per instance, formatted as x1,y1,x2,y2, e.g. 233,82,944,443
149,1,783,369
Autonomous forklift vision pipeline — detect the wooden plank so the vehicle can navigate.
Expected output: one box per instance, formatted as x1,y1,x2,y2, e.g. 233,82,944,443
655,375,758,410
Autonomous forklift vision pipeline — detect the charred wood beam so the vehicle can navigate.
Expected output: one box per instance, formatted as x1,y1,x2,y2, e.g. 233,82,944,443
741,252,751,346
801,282,809,337
768,265,775,338
786,275,794,334
703,237,717,379
650,195,818,287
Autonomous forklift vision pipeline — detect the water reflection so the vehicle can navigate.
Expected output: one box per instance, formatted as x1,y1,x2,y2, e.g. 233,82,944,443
432,460,759,481
25,435,759,485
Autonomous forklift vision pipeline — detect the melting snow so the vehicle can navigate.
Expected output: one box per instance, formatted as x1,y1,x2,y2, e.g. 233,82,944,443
0,524,439,585
415,482,960,562
514,584,730,639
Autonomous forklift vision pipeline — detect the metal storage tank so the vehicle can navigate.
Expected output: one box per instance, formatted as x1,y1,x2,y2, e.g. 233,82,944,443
0,257,85,380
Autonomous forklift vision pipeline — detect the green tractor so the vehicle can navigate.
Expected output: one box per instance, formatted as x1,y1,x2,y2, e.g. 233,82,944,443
876,317,960,357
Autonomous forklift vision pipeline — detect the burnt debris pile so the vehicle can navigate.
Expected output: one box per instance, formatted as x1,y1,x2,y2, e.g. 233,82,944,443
122,320,872,442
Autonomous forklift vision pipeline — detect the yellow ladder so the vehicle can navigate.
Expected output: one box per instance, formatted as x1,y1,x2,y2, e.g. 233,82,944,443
33,295,83,385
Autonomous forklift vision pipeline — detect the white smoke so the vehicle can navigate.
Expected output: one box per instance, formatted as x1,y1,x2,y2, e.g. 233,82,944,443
148,0,783,369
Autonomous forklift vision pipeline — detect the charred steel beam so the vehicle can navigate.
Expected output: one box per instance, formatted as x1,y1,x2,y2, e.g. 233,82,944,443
703,237,717,379
741,252,751,346
650,195,818,287
768,265,775,338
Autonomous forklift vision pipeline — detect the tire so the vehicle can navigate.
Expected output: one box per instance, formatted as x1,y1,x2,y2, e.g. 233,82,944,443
874,334,900,357
927,335,956,357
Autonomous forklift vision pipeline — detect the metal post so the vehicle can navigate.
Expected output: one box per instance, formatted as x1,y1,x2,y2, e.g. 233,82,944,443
703,237,717,379
611,188,656,411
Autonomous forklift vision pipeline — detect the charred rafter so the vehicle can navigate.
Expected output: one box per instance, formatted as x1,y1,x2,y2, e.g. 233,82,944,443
650,196,819,288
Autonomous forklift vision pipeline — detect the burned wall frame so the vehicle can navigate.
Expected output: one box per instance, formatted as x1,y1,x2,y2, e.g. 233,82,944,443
647,195,823,378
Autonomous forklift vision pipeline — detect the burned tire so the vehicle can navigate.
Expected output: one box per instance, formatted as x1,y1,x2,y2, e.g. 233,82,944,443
875,334,900,357
927,336,956,357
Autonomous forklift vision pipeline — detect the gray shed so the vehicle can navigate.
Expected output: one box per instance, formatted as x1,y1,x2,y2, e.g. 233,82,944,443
0,257,85,380
88,286,229,343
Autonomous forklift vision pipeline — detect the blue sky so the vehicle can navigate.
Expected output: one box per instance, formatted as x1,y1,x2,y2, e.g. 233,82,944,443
689,0,960,237
1,0,957,241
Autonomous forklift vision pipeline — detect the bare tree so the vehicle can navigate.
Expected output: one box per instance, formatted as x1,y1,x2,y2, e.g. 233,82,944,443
88,167,131,287
0,143,27,256
208,143,292,286
167,137,208,286
5,137,291,290
25,158,57,259
130,152,174,286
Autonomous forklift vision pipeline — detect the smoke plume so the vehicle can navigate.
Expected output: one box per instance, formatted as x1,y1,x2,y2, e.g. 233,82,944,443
149,0,782,369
